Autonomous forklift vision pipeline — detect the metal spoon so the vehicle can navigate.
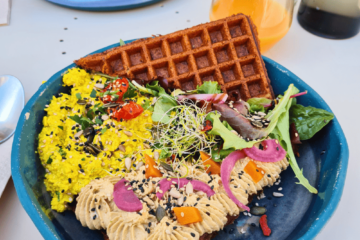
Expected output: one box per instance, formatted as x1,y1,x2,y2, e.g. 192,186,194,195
0,75,25,143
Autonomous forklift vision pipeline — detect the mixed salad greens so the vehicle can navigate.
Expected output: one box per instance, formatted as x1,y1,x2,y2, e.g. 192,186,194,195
93,73,333,194
129,79,333,194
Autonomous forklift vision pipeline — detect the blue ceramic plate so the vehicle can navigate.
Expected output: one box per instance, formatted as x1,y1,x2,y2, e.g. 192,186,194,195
12,39,349,240
46,0,164,11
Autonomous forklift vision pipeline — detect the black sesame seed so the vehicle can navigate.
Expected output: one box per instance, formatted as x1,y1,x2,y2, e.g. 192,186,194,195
93,215,97,220
148,222,151,227
98,205,101,209
206,212,210,216
68,178,72,183
91,208,95,211
173,226,177,230
137,212,142,216
191,233,195,237
166,222,170,226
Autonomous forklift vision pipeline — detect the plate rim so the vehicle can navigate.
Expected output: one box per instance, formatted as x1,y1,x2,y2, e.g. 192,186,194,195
11,40,349,240
46,0,164,11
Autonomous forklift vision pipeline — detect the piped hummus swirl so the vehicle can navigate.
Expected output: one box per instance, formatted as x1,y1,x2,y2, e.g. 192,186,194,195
75,176,122,230
147,217,199,240
228,157,289,206
183,195,228,236
211,192,240,217
107,203,156,240
125,166,160,198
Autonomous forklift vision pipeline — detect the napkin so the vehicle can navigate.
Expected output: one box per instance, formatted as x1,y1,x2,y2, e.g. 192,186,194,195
0,136,12,197
0,0,11,26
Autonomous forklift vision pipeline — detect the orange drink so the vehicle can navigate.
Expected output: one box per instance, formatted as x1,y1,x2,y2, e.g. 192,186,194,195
210,0,294,52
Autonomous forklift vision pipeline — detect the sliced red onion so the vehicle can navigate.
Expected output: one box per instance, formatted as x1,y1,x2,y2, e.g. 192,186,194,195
290,91,307,99
177,93,228,104
156,178,215,200
243,139,286,162
263,91,308,108
113,179,143,212
221,150,250,211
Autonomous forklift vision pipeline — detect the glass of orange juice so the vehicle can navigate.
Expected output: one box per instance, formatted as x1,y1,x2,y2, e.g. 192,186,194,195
210,0,295,53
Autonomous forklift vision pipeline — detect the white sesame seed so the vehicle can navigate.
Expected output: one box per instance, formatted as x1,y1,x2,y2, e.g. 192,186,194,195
278,187,283,191
273,192,284,197
181,212,184,217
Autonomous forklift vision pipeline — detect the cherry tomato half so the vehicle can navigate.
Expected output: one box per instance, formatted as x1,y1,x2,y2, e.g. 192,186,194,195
101,77,129,104
110,101,144,121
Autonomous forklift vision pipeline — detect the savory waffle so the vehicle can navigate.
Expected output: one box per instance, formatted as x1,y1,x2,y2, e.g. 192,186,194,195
75,14,274,101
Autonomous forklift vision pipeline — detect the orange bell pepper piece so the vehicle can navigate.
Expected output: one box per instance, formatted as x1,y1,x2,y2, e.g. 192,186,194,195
173,207,202,225
144,154,162,178
200,151,221,175
244,160,264,183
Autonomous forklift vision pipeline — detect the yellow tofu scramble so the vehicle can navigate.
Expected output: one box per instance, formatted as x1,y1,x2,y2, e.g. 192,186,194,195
38,68,158,212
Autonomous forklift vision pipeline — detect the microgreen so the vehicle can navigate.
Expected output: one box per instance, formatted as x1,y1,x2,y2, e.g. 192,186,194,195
47,156,53,164
153,100,217,160
69,115,93,130
101,127,108,135
90,89,97,98
56,191,60,202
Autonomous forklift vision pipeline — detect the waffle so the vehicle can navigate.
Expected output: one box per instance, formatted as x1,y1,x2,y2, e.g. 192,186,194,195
75,14,274,101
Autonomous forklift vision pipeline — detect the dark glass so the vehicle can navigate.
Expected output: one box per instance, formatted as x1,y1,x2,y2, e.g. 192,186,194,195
297,1,360,39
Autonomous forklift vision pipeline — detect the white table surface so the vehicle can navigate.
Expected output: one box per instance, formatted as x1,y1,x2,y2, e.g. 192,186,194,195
0,0,359,239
